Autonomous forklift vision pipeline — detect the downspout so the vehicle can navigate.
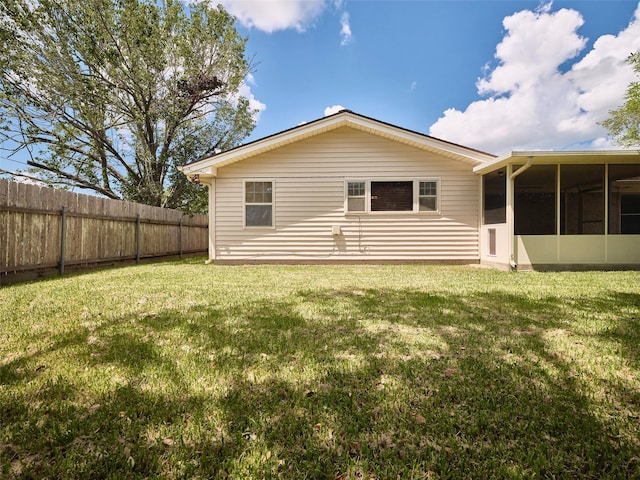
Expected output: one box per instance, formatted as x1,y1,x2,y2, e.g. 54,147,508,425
203,177,216,265
186,173,216,265
508,156,534,270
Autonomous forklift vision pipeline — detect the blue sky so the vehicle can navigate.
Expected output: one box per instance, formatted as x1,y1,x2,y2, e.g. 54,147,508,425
223,0,640,154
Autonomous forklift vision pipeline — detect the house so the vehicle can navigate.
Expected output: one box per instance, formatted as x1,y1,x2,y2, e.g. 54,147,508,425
179,110,640,270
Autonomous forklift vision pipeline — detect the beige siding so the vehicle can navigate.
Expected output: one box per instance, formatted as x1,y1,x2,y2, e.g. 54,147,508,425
213,127,479,262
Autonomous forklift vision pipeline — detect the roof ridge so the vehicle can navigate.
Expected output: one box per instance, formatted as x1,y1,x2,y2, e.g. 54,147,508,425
184,110,495,167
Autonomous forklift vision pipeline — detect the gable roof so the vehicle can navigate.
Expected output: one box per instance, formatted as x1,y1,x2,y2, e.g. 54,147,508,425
179,110,495,178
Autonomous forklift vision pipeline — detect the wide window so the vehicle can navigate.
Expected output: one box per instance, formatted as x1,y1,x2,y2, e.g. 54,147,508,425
346,179,439,214
560,164,605,234
245,181,273,227
609,164,640,234
514,165,556,235
371,181,413,211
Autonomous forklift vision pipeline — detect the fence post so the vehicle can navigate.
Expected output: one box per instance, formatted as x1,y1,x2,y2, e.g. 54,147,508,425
135,214,141,264
59,206,66,275
179,217,183,259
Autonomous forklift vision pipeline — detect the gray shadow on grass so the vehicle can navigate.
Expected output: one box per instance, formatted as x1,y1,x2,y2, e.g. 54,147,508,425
1,288,639,478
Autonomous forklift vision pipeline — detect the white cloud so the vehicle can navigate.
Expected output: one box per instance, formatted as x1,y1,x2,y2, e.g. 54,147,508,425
429,3,640,154
340,11,352,45
324,104,346,116
227,74,267,122
220,0,327,33
238,84,267,122
590,136,618,149
220,0,353,46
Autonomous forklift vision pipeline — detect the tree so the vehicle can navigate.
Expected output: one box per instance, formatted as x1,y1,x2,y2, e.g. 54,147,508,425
0,0,256,212
602,52,640,148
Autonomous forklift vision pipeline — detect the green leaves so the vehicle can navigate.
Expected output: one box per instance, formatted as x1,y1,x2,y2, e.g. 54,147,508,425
0,0,255,211
602,53,640,148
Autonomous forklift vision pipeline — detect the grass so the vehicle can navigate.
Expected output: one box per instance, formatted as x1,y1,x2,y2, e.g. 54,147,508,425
0,259,639,479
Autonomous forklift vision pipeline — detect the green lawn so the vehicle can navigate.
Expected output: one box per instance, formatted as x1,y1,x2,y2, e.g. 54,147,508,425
1,260,639,479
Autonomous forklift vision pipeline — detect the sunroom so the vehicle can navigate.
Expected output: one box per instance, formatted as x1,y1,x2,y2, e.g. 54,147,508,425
475,151,640,270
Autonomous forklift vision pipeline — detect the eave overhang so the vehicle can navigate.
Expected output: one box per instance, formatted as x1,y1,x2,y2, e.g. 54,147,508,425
179,110,495,179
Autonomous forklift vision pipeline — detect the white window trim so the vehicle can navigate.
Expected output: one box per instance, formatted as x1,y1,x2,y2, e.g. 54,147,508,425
345,179,367,214
345,178,441,215
243,179,275,229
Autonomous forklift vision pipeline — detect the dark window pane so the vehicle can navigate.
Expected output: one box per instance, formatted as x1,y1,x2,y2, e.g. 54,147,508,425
246,205,272,227
621,194,640,214
483,169,506,224
621,195,640,233
371,181,413,211
609,164,640,234
514,165,556,235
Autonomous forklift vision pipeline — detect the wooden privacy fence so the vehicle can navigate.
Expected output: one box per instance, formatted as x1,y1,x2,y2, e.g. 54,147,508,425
0,179,208,282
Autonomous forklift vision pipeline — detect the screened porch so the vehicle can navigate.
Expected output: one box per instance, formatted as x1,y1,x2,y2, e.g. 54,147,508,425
479,156,640,270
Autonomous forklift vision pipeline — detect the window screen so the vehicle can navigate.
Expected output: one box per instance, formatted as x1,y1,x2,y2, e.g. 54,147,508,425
514,165,556,235
483,169,506,224
609,164,640,234
371,181,413,211
560,164,604,235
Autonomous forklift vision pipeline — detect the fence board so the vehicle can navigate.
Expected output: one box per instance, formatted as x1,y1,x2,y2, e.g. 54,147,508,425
0,179,208,281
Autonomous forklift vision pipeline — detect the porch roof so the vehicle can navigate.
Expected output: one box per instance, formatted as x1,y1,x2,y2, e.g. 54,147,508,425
473,150,640,175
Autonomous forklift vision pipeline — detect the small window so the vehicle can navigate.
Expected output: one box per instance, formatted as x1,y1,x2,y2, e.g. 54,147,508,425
347,181,366,212
245,181,273,227
419,181,437,211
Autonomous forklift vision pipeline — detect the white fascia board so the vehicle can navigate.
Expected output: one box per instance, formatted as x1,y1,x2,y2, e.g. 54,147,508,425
473,152,517,174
